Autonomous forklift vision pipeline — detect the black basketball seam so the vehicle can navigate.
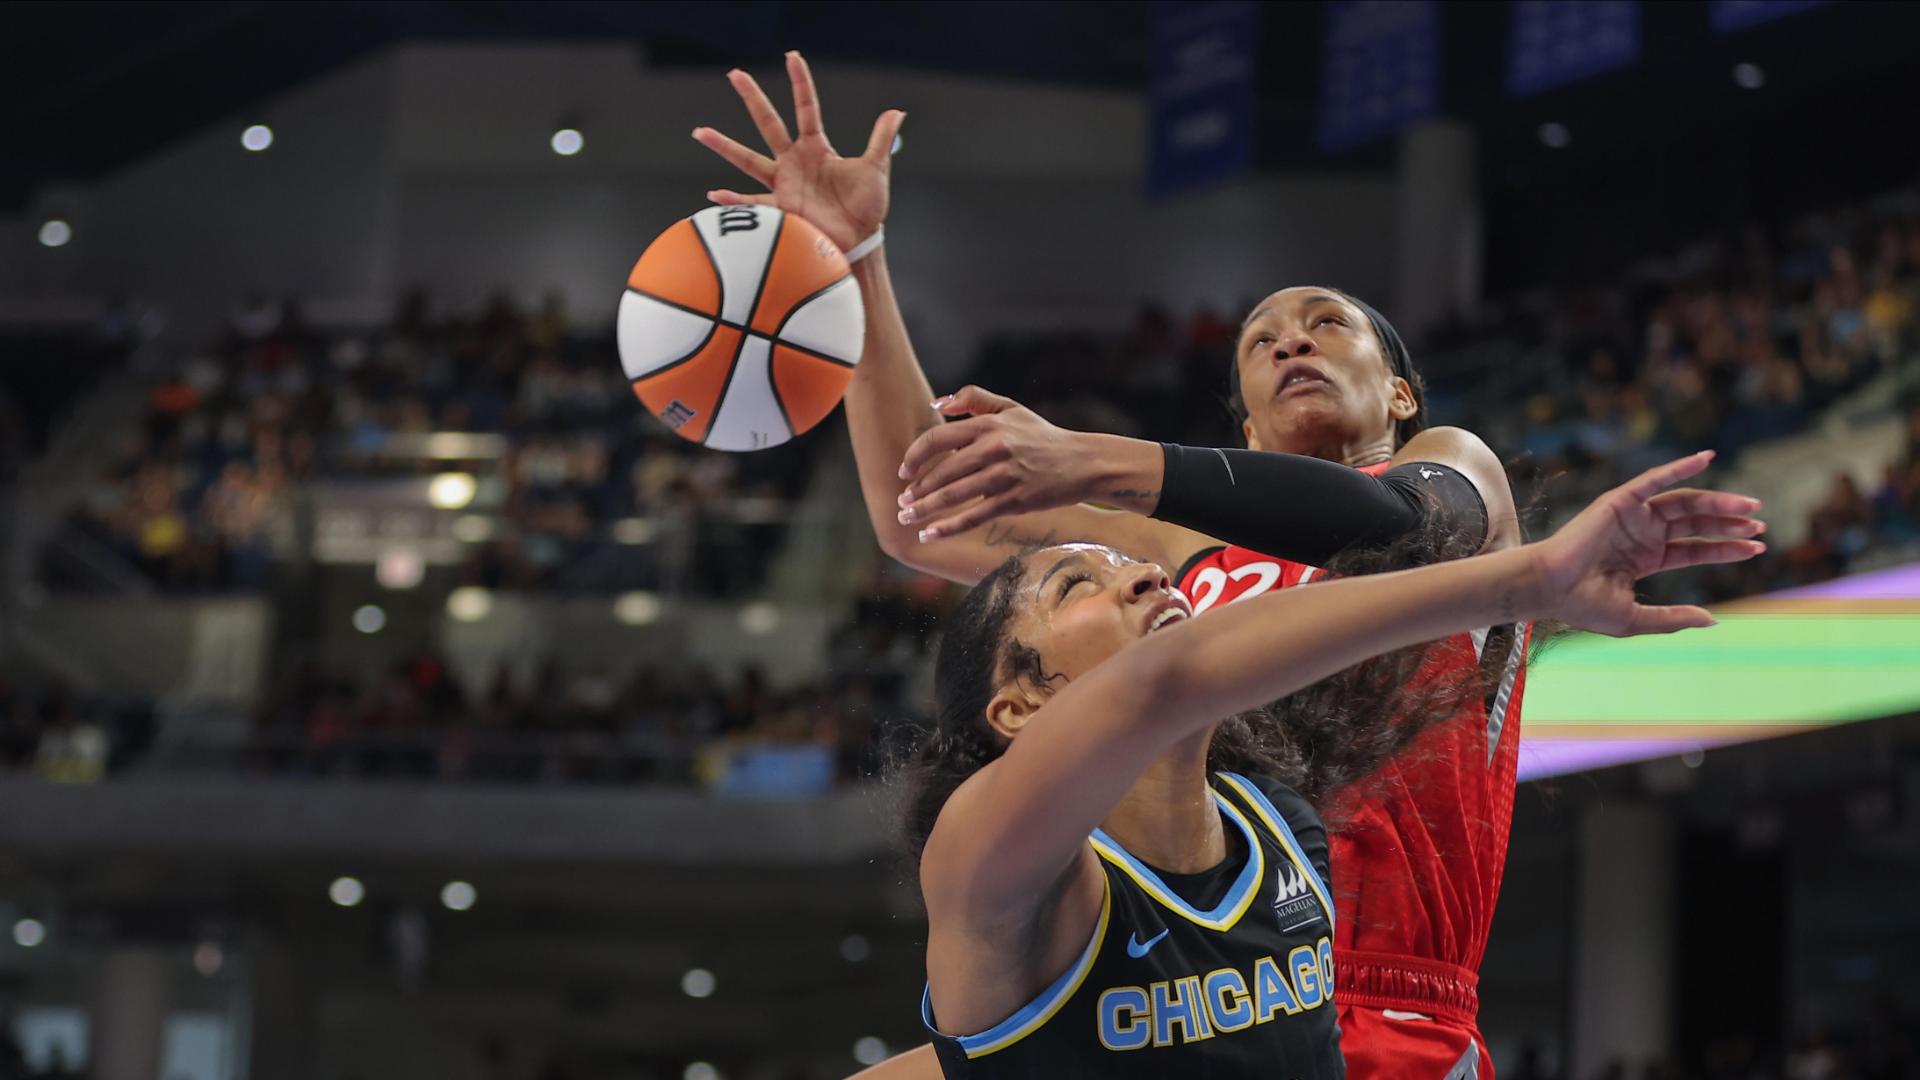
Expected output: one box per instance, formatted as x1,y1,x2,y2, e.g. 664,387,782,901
689,216,727,322
772,339,856,370
701,331,757,448
625,306,722,386
770,273,858,365
742,212,787,334
625,287,744,332
767,350,797,438
700,213,790,449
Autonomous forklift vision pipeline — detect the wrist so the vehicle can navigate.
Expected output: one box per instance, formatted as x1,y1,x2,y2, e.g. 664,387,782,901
850,244,888,284
1084,433,1163,514
1498,543,1556,624
844,225,885,264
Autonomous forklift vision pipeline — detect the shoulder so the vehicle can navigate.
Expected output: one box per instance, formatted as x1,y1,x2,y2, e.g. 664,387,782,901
1218,771,1321,838
1395,427,1505,486
1393,425,1519,548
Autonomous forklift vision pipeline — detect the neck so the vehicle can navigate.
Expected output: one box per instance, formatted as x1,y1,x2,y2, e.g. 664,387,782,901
1098,731,1225,874
1305,430,1397,465
1280,432,1395,468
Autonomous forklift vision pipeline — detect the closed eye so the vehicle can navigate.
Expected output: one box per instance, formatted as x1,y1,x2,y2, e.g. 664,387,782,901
1056,571,1093,600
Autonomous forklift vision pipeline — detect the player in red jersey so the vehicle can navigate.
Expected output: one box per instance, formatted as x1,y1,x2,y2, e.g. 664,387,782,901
692,54,1761,1079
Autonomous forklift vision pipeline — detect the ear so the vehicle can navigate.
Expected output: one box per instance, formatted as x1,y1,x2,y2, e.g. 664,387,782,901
1241,416,1263,452
1387,376,1418,423
984,684,1042,742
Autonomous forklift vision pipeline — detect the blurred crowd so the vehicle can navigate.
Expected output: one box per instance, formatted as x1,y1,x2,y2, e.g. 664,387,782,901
243,561,944,792
0,676,152,787
44,289,813,595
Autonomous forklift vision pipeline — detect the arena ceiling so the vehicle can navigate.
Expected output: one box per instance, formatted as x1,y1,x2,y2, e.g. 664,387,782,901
6,0,1919,279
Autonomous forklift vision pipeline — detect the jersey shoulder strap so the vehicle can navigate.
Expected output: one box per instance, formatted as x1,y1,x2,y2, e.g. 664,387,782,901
1214,772,1335,933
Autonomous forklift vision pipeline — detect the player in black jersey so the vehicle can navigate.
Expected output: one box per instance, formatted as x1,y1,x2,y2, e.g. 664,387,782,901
900,451,1760,1078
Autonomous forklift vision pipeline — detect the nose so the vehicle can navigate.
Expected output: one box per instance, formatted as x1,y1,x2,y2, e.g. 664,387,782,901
1124,563,1170,602
1271,330,1317,360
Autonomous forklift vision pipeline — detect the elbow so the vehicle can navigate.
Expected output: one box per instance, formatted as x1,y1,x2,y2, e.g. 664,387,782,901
873,522,910,564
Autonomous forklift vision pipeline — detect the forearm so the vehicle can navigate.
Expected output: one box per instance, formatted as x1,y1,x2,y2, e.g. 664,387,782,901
1152,446,1487,565
843,256,1192,581
1145,543,1536,726
844,250,942,561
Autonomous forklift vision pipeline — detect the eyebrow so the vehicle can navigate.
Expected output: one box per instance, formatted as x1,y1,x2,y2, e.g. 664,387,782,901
1239,294,1347,334
1036,553,1084,596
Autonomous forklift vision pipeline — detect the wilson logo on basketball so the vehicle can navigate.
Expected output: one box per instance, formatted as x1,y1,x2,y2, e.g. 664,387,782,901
717,207,760,235
662,401,698,428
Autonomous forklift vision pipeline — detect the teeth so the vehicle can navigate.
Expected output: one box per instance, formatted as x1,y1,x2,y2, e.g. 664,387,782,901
1150,609,1186,631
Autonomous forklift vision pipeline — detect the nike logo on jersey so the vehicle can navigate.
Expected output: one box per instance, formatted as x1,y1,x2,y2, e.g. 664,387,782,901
1126,929,1170,958
1419,466,1442,480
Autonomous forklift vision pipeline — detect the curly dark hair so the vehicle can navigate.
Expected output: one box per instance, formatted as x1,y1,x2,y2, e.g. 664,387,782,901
893,511,1519,865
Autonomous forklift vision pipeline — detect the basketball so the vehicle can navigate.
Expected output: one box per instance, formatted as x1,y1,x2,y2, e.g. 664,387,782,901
617,205,865,451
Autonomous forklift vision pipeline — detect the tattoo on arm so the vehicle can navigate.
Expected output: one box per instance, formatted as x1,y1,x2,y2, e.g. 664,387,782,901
1109,489,1158,501
983,523,1059,550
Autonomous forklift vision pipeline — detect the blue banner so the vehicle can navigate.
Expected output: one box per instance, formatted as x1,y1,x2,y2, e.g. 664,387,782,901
1710,0,1833,33
1319,0,1441,152
1508,0,1641,96
1148,1,1259,198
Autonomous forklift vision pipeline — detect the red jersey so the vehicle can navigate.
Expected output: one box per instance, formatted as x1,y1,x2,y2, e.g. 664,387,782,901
1173,472,1528,1077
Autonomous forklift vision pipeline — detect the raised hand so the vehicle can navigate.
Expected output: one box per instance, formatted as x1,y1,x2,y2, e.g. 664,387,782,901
691,51,905,254
1534,451,1767,637
895,385,1125,542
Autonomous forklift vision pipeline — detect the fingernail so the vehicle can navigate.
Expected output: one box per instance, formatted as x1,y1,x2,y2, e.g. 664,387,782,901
896,490,913,507
786,50,800,59
727,69,744,78
930,395,953,410
918,528,938,543
897,508,916,525
897,464,911,480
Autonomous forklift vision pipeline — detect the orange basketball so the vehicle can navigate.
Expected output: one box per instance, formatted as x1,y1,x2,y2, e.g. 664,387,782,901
616,206,865,451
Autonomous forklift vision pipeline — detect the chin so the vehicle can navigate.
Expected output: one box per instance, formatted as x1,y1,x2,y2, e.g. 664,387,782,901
1258,403,1348,452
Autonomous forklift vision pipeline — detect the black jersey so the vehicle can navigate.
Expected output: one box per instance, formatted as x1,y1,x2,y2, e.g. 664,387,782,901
923,772,1344,1079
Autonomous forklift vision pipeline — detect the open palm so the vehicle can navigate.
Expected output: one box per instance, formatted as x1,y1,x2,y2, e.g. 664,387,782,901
1537,452,1767,637
692,51,904,254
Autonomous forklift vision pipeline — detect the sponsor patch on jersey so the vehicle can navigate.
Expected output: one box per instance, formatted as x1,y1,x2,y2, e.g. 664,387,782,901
1272,859,1326,934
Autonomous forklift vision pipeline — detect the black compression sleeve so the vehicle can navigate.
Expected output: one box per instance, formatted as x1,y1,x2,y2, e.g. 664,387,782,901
1153,444,1488,567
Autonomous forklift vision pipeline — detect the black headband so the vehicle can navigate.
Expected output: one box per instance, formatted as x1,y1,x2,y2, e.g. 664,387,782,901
1341,294,1425,438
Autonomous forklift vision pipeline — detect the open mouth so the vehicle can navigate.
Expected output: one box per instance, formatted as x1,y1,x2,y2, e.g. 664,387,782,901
1147,605,1190,633
1276,363,1331,396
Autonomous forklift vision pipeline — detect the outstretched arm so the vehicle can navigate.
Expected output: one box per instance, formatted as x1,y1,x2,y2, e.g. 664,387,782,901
694,53,1207,586
923,451,1763,922
897,387,1520,563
